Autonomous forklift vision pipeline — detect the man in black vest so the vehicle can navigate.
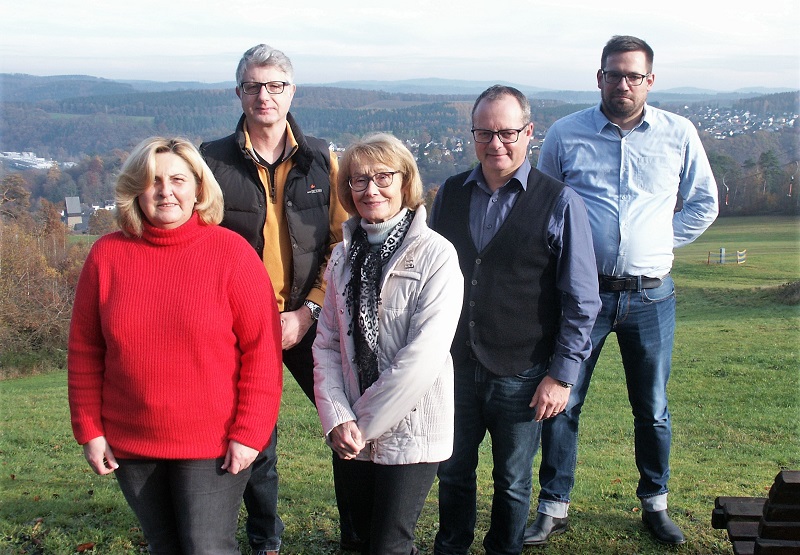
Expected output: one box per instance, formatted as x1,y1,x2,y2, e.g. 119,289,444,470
430,85,601,555
201,45,353,554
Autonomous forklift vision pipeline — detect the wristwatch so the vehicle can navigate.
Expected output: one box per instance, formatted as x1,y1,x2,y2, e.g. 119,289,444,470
303,300,321,321
557,380,573,389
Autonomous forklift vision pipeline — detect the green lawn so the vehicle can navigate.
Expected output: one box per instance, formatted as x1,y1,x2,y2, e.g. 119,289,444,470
1,215,798,554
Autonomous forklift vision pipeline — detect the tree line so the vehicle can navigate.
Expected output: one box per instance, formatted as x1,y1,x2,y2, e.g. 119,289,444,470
0,178,89,375
1,84,798,374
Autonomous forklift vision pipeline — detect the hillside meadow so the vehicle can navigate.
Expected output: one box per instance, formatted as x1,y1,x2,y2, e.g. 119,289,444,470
1,215,798,554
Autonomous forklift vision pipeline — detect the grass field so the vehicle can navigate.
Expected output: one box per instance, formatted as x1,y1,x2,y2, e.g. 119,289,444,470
1,215,798,554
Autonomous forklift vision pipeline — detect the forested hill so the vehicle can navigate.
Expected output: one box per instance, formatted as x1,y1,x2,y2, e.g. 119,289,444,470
1,81,582,159
732,91,799,115
3,73,796,160
1,74,798,217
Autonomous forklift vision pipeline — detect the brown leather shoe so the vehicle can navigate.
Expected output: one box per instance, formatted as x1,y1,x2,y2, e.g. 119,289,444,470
642,509,686,545
523,513,569,546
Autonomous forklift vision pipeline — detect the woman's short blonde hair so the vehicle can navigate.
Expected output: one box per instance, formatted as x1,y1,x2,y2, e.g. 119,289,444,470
336,133,424,216
115,137,224,237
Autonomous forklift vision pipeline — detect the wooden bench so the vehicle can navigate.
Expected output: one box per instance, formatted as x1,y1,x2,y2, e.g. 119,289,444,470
712,470,800,554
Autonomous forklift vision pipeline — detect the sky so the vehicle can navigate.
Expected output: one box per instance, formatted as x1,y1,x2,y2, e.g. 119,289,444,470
1,0,798,92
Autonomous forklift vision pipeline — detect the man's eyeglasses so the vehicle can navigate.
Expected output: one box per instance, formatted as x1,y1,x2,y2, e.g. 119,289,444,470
239,81,291,95
600,71,650,86
348,171,401,192
471,127,528,144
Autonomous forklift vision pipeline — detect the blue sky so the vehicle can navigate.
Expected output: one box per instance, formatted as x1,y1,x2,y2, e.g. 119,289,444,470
1,0,798,91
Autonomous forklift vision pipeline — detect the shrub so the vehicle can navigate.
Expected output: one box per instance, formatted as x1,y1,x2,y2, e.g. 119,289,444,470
0,219,89,376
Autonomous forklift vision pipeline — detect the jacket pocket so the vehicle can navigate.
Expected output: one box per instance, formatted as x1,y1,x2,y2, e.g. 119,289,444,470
381,271,422,310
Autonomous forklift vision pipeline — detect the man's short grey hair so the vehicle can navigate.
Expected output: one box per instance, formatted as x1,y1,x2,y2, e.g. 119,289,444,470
236,44,294,84
471,85,531,126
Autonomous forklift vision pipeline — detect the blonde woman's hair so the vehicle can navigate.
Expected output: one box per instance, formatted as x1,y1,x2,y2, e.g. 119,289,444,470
115,137,223,237
336,133,424,216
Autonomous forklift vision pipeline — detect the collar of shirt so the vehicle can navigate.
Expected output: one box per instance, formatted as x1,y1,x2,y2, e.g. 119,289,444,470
591,103,653,135
242,120,298,168
466,159,532,251
462,158,532,193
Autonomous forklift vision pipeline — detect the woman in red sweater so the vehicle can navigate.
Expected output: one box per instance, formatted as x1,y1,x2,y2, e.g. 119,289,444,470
68,137,283,554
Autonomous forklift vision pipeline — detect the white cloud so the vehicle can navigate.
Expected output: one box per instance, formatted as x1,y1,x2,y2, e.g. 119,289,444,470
1,0,797,90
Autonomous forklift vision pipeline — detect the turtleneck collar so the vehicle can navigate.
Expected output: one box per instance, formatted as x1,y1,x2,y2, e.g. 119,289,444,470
141,212,209,247
360,208,410,247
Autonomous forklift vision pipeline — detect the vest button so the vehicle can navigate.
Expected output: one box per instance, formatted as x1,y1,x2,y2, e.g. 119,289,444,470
475,258,481,264
471,279,478,285
469,301,475,307
469,321,475,327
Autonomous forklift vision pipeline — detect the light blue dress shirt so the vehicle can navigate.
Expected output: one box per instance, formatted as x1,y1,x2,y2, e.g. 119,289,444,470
537,104,719,277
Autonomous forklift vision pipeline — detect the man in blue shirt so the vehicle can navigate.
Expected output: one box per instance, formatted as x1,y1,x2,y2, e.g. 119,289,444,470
527,35,719,547
430,85,601,555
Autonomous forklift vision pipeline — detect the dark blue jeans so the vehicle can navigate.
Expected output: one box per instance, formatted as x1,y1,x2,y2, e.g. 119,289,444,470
538,277,676,516
338,459,438,555
435,359,547,555
245,321,355,552
115,457,250,555
243,427,283,552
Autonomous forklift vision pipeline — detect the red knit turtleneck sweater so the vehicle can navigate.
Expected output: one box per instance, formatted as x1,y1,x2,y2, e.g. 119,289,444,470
68,214,282,459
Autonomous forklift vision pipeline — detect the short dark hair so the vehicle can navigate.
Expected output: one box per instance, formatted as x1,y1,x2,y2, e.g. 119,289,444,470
471,85,531,125
601,35,654,72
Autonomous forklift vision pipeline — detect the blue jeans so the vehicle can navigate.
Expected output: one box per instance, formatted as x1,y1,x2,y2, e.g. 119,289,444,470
339,459,438,555
243,427,283,552
538,277,676,514
435,359,547,555
115,457,250,555
244,323,313,552
245,321,356,552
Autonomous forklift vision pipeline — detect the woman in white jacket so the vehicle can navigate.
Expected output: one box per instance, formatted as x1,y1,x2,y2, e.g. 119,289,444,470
313,133,463,555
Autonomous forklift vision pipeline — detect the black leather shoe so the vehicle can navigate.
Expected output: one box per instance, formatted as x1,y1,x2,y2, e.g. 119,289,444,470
523,513,569,546
642,509,686,545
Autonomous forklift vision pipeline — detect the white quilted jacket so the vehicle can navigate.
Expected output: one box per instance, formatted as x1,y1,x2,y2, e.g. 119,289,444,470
313,206,463,465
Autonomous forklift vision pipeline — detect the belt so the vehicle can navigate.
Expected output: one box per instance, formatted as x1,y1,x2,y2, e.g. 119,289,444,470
598,274,668,292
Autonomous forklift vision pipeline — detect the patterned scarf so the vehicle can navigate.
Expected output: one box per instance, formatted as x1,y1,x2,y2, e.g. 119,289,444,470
345,210,415,394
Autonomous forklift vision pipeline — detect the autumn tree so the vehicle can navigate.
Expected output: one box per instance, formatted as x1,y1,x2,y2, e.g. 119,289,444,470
424,186,439,215
88,209,117,236
1,174,36,231
0,188,89,369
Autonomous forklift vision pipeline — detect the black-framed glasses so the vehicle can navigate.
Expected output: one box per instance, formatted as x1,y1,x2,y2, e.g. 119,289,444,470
471,126,528,144
600,71,650,86
348,171,401,192
239,81,291,95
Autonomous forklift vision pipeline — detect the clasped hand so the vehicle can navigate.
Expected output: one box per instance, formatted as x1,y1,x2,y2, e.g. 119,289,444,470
328,421,365,460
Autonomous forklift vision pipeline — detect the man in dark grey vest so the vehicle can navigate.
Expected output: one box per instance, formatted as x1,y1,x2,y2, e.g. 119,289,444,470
201,44,353,554
429,85,601,555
